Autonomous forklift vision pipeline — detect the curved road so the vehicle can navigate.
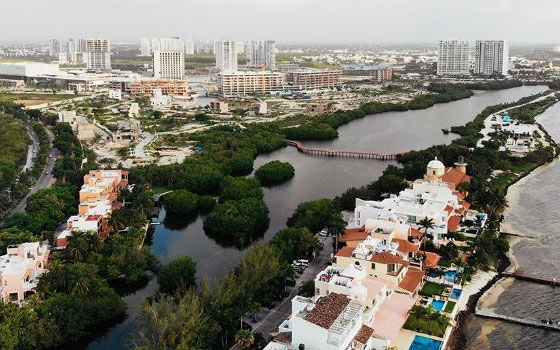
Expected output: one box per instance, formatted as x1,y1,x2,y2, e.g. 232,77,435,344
11,127,58,214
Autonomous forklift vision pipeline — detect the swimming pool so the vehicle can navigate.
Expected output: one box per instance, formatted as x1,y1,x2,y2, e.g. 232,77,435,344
450,288,462,300
444,270,457,282
431,299,445,311
409,335,443,350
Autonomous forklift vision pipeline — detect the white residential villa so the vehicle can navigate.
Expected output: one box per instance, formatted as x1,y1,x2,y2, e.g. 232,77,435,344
354,158,471,241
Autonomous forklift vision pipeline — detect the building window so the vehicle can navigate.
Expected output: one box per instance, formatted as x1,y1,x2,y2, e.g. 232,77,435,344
387,264,396,273
371,263,375,270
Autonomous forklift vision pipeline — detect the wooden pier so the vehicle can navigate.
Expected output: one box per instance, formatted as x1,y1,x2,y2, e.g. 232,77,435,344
475,309,560,332
502,270,560,286
285,140,401,160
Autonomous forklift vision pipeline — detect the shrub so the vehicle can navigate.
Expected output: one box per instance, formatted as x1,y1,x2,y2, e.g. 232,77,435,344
255,161,295,185
164,190,199,216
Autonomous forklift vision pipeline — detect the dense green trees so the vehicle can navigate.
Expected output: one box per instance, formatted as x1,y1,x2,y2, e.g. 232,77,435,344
219,176,263,202
197,195,217,212
287,198,338,233
0,114,29,191
157,256,197,294
270,227,317,261
164,190,199,216
0,262,127,350
255,160,295,185
203,198,269,247
0,227,38,254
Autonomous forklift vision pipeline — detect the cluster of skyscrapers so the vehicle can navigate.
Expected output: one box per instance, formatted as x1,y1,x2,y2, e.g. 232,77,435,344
49,38,111,71
437,40,509,76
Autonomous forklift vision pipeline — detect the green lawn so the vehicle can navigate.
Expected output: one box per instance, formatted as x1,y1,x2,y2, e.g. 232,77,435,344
403,315,445,337
419,282,446,297
0,93,78,106
444,301,456,313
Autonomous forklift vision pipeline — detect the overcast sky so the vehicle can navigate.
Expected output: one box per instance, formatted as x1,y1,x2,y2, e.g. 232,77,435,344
2,0,559,45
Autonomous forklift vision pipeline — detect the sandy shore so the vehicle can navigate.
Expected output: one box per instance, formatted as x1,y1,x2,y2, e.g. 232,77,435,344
477,277,514,313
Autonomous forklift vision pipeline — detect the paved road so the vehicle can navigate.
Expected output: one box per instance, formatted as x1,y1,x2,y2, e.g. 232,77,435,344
230,236,334,349
134,132,156,157
21,122,40,173
11,128,57,214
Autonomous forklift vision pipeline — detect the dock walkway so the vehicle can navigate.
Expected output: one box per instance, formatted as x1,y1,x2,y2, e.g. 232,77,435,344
286,140,401,160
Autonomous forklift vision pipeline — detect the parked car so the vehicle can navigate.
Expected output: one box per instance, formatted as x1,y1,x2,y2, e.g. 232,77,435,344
319,228,328,236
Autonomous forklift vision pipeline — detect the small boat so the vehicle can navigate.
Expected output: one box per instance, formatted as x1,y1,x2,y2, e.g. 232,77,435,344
150,221,162,225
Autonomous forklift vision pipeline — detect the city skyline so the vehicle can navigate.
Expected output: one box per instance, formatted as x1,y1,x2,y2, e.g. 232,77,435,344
2,0,560,44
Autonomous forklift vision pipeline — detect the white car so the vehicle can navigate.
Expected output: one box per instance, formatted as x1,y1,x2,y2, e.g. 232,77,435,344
319,228,328,236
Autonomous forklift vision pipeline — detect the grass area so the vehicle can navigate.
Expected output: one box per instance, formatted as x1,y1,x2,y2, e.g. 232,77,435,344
403,315,446,337
419,282,446,297
0,56,51,63
0,114,29,188
444,301,456,313
0,92,78,106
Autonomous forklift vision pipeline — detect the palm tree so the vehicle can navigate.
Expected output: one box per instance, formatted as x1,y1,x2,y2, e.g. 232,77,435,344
235,330,255,350
436,312,452,332
408,305,427,330
418,217,435,257
72,279,90,297
327,212,346,252
426,306,440,335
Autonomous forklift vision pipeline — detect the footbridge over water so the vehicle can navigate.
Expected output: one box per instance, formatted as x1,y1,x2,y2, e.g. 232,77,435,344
285,140,402,160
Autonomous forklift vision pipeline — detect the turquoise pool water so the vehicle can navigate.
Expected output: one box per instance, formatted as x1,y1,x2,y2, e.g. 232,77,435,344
409,335,443,350
444,270,457,282
450,288,462,300
431,299,445,311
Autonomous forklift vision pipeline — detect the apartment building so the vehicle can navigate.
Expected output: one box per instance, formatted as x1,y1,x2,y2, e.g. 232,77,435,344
437,40,470,76
86,39,111,71
286,69,342,90
140,38,151,56
474,40,509,76
217,70,284,97
49,39,62,56
246,40,276,69
0,242,50,304
153,51,185,79
370,68,393,83
215,40,238,72
130,78,190,96
57,170,128,247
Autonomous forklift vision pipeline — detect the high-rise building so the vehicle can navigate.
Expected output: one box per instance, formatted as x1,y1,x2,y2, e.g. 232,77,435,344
474,40,509,76
140,38,151,57
437,40,470,76
49,39,62,56
235,41,245,54
159,37,184,52
184,40,194,55
67,39,76,54
215,40,238,72
153,51,185,79
246,40,276,70
85,39,111,71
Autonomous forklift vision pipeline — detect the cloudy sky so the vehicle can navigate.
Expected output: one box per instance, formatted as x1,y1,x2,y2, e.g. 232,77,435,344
2,0,559,44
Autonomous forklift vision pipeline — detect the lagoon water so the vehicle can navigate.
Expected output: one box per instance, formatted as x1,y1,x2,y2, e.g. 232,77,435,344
86,85,547,350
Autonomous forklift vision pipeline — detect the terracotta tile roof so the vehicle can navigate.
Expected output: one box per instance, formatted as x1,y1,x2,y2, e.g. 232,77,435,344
448,215,462,232
455,207,465,215
462,200,471,210
423,251,441,268
410,228,424,240
335,246,355,258
305,293,350,329
398,268,425,293
442,167,471,186
456,191,466,200
444,205,454,215
273,332,292,345
353,325,374,344
340,226,368,242
371,252,407,265
86,215,101,221
392,238,419,254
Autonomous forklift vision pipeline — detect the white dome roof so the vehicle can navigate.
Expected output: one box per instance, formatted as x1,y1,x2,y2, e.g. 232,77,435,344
427,158,445,169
